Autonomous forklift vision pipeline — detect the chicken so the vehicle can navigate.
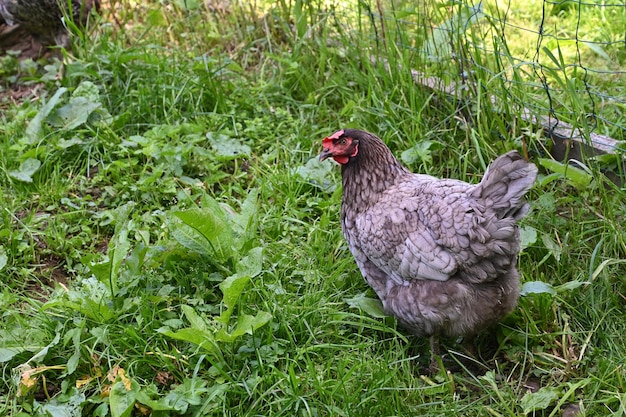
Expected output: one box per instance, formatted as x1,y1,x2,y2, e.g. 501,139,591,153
319,128,537,372
0,0,100,49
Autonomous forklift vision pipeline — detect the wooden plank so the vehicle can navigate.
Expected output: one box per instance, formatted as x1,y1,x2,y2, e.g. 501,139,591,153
411,70,620,152
408,69,624,182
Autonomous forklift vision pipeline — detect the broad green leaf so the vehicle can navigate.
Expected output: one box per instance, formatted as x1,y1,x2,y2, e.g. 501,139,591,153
236,247,263,278
86,261,113,286
108,229,130,295
168,390,198,410
217,274,251,324
37,389,85,417
181,304,210,332
0,347,23,362
135,381,227,413
167,378,208,407
125,242,148,275
169,213,216,256
202,383,229,410
227,188,259,238
555,280,588,293
72,80,101,101
25,87,67,144
43,298,116,322
345,293,388,318
538,172,564,187
520,226,538,251
9,158,41,183
171,190,258,259
520,281,556,296
215,311,273,342
400,140,436,165
161,390,191,414
520,386,560,413
536,192,556,211
43,277,115,321
65,327,82,376
135,393,180,412
173,209,234,260
159,305,222,353
56,137,84,149
93,202,133,295
157,327,220,354
109,377,140,417
48,80,106,129
541,233,562,261
135,386,183,412
93,403,109,417
207,132,251,159
37,332,61,363
48,97,101,130
538,158,593,189
294,157,335,191
171,196,234,261
0,246,7,271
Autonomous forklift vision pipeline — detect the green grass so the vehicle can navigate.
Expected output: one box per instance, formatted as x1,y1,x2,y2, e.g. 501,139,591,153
1,1,625,416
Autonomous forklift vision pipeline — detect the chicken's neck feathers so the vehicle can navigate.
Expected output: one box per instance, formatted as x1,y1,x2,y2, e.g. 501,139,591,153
340,136,411,213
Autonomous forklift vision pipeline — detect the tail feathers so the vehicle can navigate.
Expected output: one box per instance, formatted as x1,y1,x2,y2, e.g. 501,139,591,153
472,151,538,220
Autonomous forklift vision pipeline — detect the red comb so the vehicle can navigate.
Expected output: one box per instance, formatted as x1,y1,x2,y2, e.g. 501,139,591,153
322,129,345,146
329,129,345,139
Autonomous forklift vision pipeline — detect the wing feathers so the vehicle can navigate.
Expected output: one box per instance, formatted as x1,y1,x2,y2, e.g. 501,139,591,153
350,151,536,285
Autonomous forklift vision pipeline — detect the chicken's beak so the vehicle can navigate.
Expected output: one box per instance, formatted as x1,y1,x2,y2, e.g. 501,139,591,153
319,148,333,162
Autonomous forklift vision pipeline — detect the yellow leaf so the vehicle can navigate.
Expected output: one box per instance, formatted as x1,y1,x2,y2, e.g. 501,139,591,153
118,368,132,391
76,375,95,389
17,365,38,397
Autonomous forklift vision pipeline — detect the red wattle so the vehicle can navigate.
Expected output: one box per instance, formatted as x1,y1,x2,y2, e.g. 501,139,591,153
333,156,349,164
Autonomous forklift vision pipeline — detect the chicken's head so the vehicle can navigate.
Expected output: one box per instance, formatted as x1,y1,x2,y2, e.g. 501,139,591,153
319,129,359,165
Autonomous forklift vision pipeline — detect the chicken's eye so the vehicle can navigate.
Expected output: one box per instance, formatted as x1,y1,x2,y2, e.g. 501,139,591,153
338,138,347,145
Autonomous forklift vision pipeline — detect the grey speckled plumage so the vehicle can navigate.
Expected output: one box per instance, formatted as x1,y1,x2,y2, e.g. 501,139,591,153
320,128,538,370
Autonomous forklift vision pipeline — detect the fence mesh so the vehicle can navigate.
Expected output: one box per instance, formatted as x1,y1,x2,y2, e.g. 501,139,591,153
353,0,626,148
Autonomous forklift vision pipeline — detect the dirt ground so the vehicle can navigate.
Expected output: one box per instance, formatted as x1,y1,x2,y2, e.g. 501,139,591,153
0,23,51,106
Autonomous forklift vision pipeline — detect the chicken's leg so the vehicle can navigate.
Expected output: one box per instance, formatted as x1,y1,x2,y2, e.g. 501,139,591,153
428,335,442,375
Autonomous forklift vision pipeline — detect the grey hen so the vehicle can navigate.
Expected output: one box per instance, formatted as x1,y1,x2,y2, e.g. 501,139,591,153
319,128,537,372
